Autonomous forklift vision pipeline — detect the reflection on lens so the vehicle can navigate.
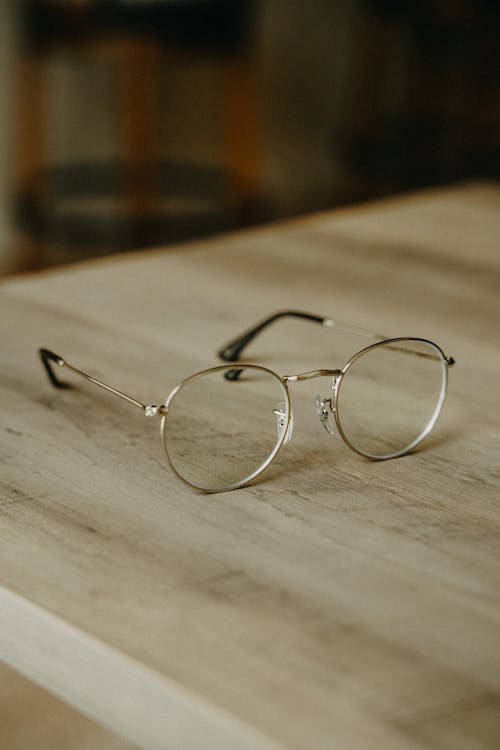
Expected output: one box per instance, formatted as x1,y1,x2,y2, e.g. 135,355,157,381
337,339,446,459
162,365,289,491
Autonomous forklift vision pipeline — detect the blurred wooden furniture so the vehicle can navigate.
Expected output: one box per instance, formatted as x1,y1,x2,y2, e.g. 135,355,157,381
13,0,259,269
1,183,499,749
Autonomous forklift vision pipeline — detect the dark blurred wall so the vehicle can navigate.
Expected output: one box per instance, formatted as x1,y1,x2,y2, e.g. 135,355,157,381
1,0,499,273
330,0,500,202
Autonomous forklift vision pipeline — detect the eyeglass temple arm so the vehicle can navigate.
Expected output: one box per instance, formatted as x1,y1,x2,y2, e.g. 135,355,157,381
217,309,387,363
39,348,163,415
217,311,455,378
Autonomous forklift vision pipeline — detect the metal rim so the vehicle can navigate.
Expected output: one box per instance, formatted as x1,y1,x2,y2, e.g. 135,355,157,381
333,338,448,460
160,363,292,492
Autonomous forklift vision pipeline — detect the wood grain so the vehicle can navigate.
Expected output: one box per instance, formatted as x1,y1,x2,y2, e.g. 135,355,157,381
1,182,499,749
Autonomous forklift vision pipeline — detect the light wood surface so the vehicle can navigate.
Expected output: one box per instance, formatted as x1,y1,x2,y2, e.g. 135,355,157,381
1,182,499,749
0,661,136,750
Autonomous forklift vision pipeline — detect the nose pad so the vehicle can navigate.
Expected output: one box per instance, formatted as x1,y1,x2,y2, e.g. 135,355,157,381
274,402,293,444
315,395,335,434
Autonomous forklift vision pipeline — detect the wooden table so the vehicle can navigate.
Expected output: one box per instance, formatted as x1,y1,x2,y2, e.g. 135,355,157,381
1,183,499,749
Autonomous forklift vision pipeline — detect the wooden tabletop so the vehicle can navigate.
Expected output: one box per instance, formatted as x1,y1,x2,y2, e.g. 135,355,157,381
1,183,499,750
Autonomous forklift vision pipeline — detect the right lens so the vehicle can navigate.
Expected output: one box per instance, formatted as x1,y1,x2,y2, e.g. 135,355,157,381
162,365,290,491
336,338,446,459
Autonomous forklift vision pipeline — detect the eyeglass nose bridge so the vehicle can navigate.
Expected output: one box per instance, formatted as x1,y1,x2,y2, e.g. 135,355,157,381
284,368,342,383
283,369,341,436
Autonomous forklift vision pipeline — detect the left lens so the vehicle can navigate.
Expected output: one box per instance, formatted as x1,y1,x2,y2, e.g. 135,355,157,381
162,365,290,491
336,338,447,459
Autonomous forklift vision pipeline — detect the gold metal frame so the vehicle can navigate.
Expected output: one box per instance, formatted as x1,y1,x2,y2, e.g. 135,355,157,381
38,313,455,493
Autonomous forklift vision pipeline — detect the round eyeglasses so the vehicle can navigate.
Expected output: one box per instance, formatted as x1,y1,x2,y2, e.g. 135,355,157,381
39,311,455,493
161,338,450,491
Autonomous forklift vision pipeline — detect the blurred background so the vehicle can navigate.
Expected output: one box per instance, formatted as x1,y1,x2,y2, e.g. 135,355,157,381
0,0,499,275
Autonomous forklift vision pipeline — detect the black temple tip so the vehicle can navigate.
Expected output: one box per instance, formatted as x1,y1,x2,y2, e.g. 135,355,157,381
39,348,70,389
218,341,247,362
224,367,244,381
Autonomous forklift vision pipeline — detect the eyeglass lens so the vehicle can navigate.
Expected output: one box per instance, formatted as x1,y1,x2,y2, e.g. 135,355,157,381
163,366,289,491
336,339,446,458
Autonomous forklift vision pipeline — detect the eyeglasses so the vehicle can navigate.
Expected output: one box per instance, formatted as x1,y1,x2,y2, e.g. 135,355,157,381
39,310,455,492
